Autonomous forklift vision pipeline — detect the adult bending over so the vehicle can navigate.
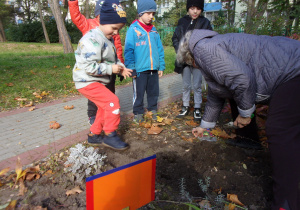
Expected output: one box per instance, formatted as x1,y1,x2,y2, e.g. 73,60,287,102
177,29,300,210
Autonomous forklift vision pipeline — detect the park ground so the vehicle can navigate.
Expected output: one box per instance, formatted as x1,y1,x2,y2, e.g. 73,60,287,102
0,93,272,210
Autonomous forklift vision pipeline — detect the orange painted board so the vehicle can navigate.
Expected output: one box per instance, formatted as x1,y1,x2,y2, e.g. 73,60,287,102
86,155,156,210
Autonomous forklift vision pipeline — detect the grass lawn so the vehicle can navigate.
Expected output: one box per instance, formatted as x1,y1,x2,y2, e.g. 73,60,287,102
0,42,175,111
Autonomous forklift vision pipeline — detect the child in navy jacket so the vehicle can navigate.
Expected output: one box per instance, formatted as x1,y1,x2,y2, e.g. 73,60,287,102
124,0,165,123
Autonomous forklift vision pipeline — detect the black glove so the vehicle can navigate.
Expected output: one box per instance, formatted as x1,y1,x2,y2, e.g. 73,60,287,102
118,75,124,81
130,69,137,77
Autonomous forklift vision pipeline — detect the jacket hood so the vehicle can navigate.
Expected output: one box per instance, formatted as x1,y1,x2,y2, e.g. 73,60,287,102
189,29,218,52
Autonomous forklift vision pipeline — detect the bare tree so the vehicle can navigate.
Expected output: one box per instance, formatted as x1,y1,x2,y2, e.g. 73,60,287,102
37,0,50,43
0,0,13,42
61,0,69,21
0,19,5,42
48,0,73,53
241,0,269,33
85,0,91,19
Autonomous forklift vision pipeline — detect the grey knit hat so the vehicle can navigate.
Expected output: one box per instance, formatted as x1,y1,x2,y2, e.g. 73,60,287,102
137,0,157,15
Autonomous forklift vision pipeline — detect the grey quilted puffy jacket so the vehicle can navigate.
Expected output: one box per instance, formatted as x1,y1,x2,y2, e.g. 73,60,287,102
189,29,300,128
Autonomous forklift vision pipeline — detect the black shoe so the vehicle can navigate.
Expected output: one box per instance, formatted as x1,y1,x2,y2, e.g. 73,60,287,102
225,137,263,150
193,108,201,122
176,106,189,118
87,133,103,145
103,131,129,151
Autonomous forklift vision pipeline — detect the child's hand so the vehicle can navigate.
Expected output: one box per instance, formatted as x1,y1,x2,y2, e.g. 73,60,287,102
112,64,124,74
158,71,163,77
121,68,133,79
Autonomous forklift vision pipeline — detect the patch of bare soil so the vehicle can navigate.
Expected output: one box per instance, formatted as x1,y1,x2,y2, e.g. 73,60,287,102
0,96,272,210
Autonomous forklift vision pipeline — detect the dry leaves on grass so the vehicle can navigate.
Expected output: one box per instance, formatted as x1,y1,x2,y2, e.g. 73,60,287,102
64,105,74,110
66,186,83,196
6,83,14,87
49,121,61,129
24,101,33,107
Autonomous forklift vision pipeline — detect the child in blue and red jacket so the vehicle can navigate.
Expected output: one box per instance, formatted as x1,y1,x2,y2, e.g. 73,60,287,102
124,0,165,123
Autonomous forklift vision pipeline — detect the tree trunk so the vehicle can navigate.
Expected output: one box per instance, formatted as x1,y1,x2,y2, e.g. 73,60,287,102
85,0,90,19
62,0,68,21
48,0,73,53
0,18,6,42
37,0,50,44
245,0,256,33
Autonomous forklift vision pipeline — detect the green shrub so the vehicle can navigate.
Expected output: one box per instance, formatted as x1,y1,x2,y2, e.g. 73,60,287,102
5,19,82,44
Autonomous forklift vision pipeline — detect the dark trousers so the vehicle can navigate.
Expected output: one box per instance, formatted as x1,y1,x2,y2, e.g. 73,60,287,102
132,70,159,115
87,75,116,118
266,76,300,210
229,99,259,141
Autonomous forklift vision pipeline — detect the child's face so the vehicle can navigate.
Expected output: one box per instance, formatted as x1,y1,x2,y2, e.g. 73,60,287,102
188,6,202,20
139,12,155,25
99,23,125,39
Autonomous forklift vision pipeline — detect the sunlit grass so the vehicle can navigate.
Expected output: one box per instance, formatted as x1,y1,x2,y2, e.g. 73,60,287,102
0,42,176,111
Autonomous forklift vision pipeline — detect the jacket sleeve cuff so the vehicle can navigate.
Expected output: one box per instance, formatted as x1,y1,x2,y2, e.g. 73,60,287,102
238,104,255,118
200,120,216,129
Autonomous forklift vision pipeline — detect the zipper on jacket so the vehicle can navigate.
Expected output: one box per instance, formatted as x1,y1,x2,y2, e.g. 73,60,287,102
137,22,153,70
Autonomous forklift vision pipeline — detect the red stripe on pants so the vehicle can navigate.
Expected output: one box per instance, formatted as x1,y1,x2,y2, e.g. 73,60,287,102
78,82,120,134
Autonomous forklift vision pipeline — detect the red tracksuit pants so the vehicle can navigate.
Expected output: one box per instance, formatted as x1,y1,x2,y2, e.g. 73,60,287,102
78,82,120,135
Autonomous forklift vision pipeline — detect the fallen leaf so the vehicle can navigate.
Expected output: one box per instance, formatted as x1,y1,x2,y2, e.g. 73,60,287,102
6,83,14,87
171,126,177,131
14,97,27,101
227,193,244,206
5,200,17,210
64,105,74,110
18,179,27,196
144,122,152,128
53,66,57,68
66,65,71,68
185,120,198,127
40,91,49,96
164,118,174,125
24,101,33,107
15,157,25,183
144,111,153,119
0,167,10,176
25,173,37,181
66,186,83,196
242,163,247,169
156,116,164,122
211,127,231,139
30,70,36,75
28,106,36,111
49,121,61,129
43,170,53,176
147,124,163,135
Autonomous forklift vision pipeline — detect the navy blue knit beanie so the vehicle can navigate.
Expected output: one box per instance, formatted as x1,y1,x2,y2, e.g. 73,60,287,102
137,0,157,15
186,0,204,11
97,0,127,24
